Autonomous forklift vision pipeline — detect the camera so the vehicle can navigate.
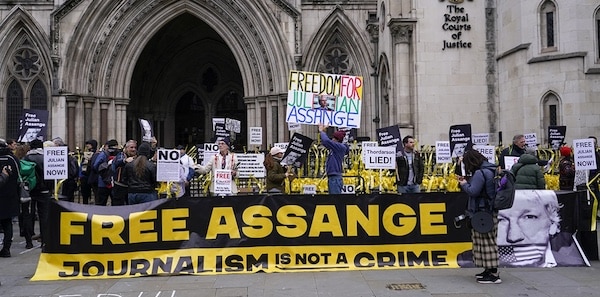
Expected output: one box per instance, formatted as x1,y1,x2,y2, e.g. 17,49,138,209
453,214,467,228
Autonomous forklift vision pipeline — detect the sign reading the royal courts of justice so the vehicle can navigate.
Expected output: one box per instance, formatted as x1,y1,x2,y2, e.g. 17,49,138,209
286,70,363,128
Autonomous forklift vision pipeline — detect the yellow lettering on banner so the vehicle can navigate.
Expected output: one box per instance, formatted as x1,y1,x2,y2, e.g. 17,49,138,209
382,204,416,236
419,203,447,235
242,205,273,238
309,205,343,237
346,205,379,236
206,207,241,239
276,205,307,238
162,209,190,241
60,212,87,245
129,210,158,243
91,215,125,245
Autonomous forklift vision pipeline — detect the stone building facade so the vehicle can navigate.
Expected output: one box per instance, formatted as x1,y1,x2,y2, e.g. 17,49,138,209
0,0,598,150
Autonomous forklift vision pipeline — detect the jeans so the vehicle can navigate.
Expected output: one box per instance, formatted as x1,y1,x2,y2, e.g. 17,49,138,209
398,184,420,194
128,192,158,205
328,175,343,194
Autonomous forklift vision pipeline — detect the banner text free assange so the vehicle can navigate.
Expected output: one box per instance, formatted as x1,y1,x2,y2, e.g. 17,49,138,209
59,203,448,246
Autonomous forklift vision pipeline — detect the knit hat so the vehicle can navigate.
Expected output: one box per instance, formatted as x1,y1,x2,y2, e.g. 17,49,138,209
85,139,98,151
106,139,119,148
270,146,285,155
30,139,43,149
332,130,346,142
560,146,572,157
138,142,153,158
219,137,231,147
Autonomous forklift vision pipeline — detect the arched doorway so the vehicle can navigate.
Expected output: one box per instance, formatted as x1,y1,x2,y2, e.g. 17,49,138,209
129,13,245,148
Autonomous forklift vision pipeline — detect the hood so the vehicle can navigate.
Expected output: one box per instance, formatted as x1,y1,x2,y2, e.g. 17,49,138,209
85,139,98,151
481,161,497,171
518,153,538,165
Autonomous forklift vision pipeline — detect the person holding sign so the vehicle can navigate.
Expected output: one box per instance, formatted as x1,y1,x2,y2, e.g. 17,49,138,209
264,147,293,193
194,137,239,196
319,124,349,194
499,134,526,169
123,142,157,205
396,136,424,194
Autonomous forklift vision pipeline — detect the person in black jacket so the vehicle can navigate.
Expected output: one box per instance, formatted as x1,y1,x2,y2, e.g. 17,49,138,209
0,139,20,257
123,142,157,204
499,134,527,169
396,136,424,194
23,139,51,247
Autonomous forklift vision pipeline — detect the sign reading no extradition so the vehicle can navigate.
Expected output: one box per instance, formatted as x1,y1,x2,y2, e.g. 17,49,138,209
44,147,68,180
157,149,181,182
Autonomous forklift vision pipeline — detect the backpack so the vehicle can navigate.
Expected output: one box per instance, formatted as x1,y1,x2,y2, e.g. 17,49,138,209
19,159,38,190
493,169,516,210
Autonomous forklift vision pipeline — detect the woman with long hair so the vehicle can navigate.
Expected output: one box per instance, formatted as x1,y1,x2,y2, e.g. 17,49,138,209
123,142,157,204
457,149,501,284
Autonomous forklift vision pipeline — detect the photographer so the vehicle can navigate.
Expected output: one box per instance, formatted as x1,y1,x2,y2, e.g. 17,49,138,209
457,149,500,284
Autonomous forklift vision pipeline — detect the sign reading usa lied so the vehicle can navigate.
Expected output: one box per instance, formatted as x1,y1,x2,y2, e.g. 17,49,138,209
286,70,363,128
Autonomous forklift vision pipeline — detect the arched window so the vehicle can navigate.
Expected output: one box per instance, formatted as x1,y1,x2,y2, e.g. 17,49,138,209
595,7,600,61
30,79,48,110
542,93,560,135
6,79,24,139
540,0,557,52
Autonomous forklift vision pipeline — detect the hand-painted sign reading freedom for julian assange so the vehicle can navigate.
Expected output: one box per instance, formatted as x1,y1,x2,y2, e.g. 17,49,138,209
286,70,363,128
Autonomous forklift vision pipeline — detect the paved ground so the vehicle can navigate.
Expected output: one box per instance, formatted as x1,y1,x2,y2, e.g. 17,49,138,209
1,226,600,297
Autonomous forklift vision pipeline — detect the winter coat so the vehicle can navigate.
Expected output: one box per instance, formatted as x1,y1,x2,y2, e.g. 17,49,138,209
459,161,497,216
0,148,20,219
559,156,575,191
266,159,287,192
511,154,546,189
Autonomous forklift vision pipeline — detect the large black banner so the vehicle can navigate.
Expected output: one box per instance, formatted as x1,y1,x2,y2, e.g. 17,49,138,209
32,191,590,280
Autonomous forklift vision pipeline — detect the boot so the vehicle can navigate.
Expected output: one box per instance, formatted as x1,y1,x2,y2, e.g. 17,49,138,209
0,245,10,258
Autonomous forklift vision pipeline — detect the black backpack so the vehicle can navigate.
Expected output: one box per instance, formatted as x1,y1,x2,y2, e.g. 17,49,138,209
493,169,516,210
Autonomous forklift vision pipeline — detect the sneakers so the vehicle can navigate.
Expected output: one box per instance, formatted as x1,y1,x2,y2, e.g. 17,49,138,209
475,269,488,279
477,273,502,284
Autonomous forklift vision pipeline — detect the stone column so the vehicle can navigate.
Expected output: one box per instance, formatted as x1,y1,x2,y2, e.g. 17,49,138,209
389,20,415,128
99,99,111,143
66,96,78,151
114,98,129,143
83,97,96,143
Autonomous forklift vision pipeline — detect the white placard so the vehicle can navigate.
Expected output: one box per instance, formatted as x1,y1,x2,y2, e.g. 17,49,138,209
303,184,317,194
288,122,301,132
157,149,181,182
573,139,597,170
361,141,378,147
44,147,68,180
214,169,232,195
202,143,219,166
226,118,241,133
473,145,496,164
249,127,262,145
236,153,266,178
524,133,537,149
362,146,397,169
435,141,452,164
504,156,520,170
341,184,355,194
472,133,489,145
274,142,288,151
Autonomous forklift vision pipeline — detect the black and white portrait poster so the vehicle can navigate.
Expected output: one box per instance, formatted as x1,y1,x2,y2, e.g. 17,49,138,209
281,133,313,167
17,109,48,142
548,125,567,150
376,125,402,152
449,124,472,157
139,118,153,142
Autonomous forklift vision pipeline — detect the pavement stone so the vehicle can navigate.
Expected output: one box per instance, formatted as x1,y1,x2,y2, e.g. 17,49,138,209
2,226,600,297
